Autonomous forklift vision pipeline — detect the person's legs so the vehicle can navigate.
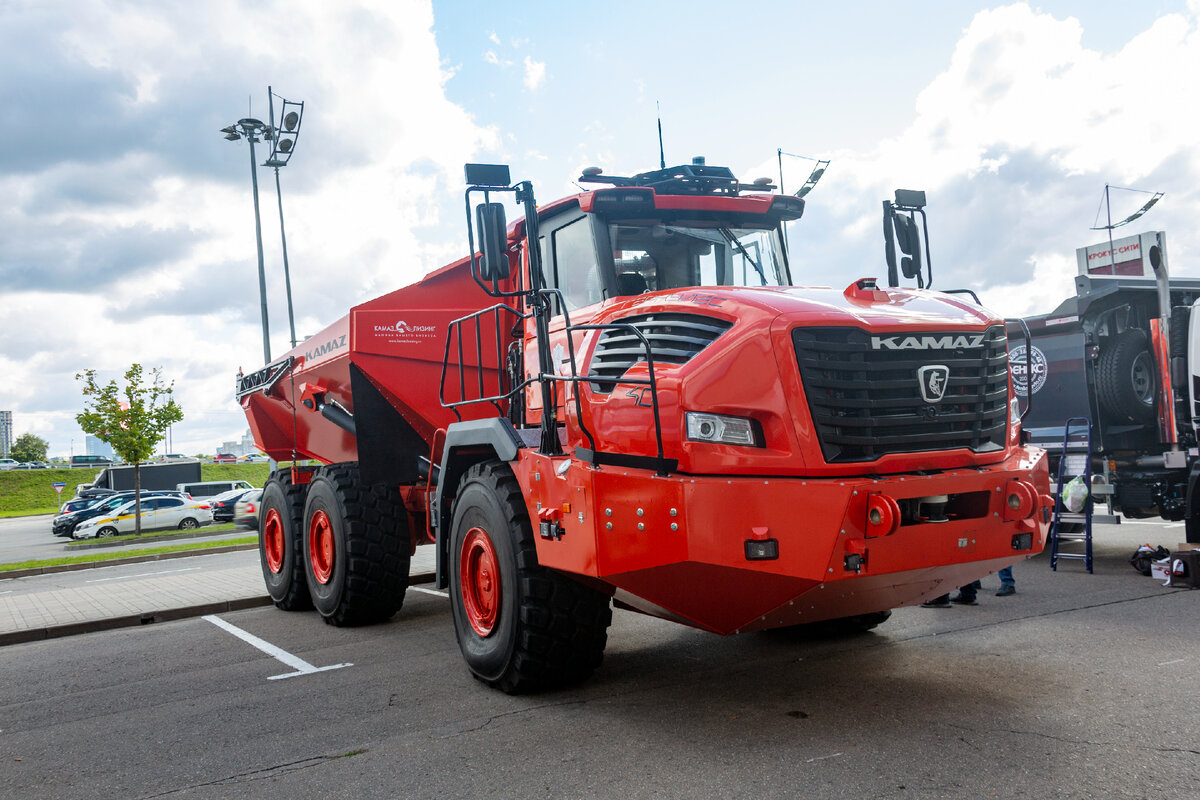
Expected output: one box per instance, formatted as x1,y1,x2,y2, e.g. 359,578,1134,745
996,566,1016,596
951,580,981,604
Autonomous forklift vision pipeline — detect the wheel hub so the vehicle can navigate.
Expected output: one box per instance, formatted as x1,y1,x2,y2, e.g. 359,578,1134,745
308,510,335,584
460,526,501,636
263,508,285,574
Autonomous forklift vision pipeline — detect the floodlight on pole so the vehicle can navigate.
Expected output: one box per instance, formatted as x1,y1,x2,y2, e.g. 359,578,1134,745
220,116,273,365
265,85,305,349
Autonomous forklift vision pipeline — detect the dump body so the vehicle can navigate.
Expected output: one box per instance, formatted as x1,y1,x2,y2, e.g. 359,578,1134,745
239,163,1050,646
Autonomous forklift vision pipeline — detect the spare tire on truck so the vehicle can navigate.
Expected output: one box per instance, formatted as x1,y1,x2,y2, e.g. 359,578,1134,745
1096,328,1156,424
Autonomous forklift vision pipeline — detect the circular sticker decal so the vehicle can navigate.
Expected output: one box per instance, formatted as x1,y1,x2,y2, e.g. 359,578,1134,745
1009,344,1048,396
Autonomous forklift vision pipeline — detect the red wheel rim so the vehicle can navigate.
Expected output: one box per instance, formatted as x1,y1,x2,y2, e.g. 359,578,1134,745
308,509,335,584
263,508,285,574
460,526,501,637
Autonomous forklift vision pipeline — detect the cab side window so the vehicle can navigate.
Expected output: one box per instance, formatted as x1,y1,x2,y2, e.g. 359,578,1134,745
553,217,603,313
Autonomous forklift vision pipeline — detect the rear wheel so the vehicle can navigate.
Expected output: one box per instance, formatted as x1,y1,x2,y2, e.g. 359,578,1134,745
302,463,410,626
449,460,611,693
178,517,199,530
258,469,314,611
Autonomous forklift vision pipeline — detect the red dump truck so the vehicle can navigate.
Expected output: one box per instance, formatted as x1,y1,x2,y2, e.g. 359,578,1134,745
237,160,1051,692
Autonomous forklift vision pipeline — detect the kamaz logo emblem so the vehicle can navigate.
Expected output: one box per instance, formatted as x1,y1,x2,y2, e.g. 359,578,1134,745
871,334,985,350
918,365,950,403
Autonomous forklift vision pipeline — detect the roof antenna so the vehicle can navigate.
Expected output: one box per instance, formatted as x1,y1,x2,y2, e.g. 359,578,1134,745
656,101,666,169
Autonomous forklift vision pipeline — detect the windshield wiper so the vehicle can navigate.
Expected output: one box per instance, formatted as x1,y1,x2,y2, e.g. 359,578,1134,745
718,228,766,285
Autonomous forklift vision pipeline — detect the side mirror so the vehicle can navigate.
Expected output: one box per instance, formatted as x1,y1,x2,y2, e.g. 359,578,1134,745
475,202,510,281
894,214,922,279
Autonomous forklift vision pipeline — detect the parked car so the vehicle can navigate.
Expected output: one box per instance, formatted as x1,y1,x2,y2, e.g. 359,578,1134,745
233,489,262,530
177,480,254,498
13,461,49,470
208,488,255,523
59,497,103,515
70,455,115,468
240,453,270,463
159,453,195,461
71,496,214,539
73,486,116,501
0,458,19,470
53,490,187,537
212,453,238,464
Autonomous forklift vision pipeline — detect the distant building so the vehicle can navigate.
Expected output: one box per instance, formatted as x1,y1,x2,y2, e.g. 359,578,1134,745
0,411,11,458
217,430,257,457
85,435,115,459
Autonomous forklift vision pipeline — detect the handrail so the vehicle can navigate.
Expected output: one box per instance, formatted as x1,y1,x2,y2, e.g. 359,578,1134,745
437,286,673,475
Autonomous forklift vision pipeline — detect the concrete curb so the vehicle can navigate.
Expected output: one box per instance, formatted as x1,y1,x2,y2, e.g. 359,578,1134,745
0,543,260,580
0,595,275,647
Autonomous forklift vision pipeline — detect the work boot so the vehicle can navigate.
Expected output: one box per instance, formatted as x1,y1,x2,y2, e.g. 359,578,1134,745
922,595,952,608
995,585,1016,597
950,592,978,606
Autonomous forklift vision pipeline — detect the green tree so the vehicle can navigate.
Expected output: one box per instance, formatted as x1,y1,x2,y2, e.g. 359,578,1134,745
76,364,184,536
10,433,49,462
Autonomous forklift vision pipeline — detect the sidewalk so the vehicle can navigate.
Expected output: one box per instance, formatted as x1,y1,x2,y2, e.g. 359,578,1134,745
0,546,437,646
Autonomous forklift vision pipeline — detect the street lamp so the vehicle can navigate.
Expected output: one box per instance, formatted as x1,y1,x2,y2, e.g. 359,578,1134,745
264,86,305,349
220,117,273,365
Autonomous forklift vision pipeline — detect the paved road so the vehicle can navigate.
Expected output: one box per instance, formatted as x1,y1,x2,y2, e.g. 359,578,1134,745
0,521,1197,799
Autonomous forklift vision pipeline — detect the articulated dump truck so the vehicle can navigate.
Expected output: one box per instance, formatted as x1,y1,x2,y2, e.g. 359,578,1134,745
236,159,1051,693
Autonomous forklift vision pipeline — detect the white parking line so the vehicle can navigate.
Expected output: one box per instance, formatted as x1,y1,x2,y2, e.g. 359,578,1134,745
203,614,352,680
410,586,449,598
86,567,201,583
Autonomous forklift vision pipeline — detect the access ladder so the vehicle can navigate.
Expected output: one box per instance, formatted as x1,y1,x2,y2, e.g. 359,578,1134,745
1049,417,1109,573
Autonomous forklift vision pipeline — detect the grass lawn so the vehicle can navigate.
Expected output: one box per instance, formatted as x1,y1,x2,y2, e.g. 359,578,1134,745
0,536,258,572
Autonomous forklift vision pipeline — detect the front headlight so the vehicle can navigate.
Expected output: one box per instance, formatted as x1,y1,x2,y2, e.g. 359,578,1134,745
686,412,762,447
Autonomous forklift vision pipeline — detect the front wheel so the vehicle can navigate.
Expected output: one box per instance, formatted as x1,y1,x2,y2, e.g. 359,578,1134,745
97,527,118,538
449,460,611,694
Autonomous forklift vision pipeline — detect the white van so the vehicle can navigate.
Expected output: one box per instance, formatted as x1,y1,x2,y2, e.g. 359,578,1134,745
177,480,254,498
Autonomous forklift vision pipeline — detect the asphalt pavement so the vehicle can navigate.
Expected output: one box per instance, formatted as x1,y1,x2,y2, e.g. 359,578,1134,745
0,518,1196,800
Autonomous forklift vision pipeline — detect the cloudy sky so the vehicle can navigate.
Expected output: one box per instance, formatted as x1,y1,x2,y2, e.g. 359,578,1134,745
2,0,1199,458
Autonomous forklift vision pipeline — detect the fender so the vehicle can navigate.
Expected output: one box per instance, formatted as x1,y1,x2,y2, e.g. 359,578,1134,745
432,417,528,588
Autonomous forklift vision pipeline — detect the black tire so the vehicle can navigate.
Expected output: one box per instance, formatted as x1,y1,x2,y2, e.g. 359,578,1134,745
259,468,315,611
178,517,199,530
302,463,410,626
448,460,611,694
97,527,118,538
1187,515,1200,545
1096,328,1156,423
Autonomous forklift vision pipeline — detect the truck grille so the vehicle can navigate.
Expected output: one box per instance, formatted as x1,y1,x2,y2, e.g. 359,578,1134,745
588,313,732,393
792,325,1010,463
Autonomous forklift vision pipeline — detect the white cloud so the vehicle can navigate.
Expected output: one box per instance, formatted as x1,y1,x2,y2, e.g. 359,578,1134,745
523,55,546,90
770,3,1200,318
0,0,497,456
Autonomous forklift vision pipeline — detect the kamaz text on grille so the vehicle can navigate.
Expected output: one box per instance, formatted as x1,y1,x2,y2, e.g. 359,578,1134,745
870,333,985,350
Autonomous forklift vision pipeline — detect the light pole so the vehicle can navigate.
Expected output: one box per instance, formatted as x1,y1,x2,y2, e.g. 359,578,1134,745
221,117,273,365
264,86,305,349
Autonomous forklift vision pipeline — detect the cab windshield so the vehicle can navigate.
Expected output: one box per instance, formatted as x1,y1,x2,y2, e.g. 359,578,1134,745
609,222,790,294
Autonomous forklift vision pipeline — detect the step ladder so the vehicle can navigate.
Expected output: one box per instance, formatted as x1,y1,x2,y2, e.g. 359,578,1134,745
1049,417,1106,573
